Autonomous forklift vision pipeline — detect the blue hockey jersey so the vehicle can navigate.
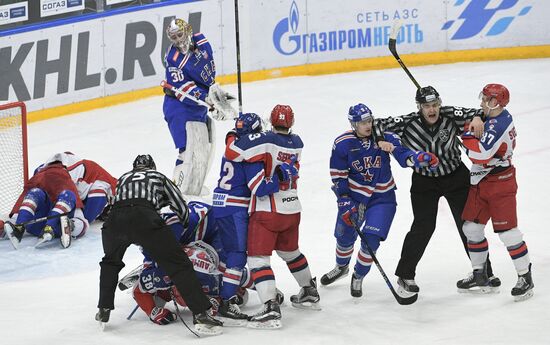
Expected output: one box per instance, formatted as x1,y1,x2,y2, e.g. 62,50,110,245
212,157,280,218
330,131,415,205
225,130,304,214
163,33,215,120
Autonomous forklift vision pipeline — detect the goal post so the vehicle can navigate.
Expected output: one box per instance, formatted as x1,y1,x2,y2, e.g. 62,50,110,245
0,101,28,218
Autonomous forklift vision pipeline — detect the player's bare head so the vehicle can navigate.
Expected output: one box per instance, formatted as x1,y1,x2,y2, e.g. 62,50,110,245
133,154,156,171
416,86,441,124
270,105,294,132
480,83,509,111
348,103,373,138
235,113,263,136
166,18,193,53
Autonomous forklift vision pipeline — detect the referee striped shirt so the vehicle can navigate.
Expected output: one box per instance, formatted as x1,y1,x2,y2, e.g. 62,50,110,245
114,169,188,223
375,106,482,177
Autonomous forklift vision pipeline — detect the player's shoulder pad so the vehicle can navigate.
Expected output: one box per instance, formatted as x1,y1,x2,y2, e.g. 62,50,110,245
334,130,356,145
234,131,271,149
193,32,208,46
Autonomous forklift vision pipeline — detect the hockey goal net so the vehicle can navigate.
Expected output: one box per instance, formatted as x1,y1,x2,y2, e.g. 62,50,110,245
0,102,28,218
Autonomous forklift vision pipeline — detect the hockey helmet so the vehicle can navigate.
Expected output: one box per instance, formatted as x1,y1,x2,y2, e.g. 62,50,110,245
480,83,509,107
348,103,373,123
415,86,440,104
270,104,295,129
133,154,156,171
166,18,193,52
235,113,263,136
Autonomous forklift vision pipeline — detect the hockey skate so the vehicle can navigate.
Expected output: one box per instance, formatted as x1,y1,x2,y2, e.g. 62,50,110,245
350,273,363,298
35,225,54,248
275,288,284,305
4,222,24,250
397,277,420,293
95,308,111,331
193,310,223,336
247,299,282,329
457,272,501,294
59,216,74,249
320,264,349,286
218,296,249,327
290,278,321,310
511,264,534,302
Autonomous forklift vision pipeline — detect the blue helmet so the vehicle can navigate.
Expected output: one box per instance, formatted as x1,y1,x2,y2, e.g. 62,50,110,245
235,113,262,136
347,103,373,123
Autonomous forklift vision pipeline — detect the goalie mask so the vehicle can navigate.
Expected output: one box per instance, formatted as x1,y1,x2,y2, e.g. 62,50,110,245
270,104,294,129
166,18,193,53
235,113,262,136
133,154,156,171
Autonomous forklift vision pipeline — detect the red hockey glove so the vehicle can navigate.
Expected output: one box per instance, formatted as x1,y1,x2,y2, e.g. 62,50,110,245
338,196,358,227
412,151,439,171
149,306,177,325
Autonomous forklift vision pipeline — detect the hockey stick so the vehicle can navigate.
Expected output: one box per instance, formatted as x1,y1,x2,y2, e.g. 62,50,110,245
160,80,212,108
170,289,200,338
388,21,421,90
12,212,70,228
234,0,243,113
352,203,418,305
126,305,139,320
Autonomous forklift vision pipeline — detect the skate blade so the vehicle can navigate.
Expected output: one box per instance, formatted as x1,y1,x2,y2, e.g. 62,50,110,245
291,301,322,311
397,285,418,298
98,321,106,331
60,217,71,248
514,289,534,302
4,223,20,250
457,286,497,294
217,316,248,327
247,319,282,329
194,324,223,336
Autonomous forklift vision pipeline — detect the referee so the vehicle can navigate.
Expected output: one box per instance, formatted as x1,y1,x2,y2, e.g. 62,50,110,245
374,86,500,295
96,154,222,335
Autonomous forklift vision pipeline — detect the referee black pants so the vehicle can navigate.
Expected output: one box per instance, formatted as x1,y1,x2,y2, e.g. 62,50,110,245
97,200,211,314
395,163,494,279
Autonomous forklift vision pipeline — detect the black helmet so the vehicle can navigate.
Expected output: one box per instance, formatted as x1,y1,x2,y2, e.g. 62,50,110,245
133,154,156,171
415,86,440,104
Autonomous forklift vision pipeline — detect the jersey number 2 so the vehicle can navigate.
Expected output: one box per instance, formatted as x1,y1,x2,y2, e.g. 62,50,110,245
219,161,235,190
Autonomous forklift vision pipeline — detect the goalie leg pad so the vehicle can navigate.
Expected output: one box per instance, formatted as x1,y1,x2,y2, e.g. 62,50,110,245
173,121,212,197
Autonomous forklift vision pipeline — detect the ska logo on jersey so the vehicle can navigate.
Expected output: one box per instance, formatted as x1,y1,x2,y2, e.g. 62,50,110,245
361,139,371,150
361,170,374,182
439,129,450,142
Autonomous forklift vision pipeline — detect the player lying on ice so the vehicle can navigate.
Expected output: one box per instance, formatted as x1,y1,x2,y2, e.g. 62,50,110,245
3,160,89,249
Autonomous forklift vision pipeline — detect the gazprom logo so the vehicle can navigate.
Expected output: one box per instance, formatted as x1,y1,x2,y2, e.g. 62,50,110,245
273,1,301,55
442,0,532,40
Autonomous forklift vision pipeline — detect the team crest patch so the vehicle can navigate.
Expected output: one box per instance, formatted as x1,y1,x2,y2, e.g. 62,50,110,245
361,139,371,150
438,129,450,142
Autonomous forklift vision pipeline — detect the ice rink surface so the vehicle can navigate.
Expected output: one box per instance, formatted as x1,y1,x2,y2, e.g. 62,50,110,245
1,58,549,344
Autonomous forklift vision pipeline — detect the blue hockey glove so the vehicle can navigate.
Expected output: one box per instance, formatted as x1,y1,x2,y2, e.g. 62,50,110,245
337,196,358,227
276,157,298,191
412,151,439,171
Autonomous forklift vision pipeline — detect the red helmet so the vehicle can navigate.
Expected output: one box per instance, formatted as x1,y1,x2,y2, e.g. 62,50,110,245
270,104,294,129
481,83,510,107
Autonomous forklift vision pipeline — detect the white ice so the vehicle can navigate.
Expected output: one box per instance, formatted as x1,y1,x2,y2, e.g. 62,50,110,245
1,58,549,345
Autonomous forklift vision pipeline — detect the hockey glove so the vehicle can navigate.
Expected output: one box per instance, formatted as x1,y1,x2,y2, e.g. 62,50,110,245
337,196,358,227
206,83,237,121
225,129,238,144
149,306,177,325
411,151,439,171
275,157,298,191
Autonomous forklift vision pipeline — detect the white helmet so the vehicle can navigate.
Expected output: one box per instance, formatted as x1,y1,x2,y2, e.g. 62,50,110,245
166,18,193,52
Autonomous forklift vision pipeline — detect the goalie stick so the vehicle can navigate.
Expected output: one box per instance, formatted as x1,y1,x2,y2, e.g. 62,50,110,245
388,21,421,90
352,203,418,305
160,80,212,108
